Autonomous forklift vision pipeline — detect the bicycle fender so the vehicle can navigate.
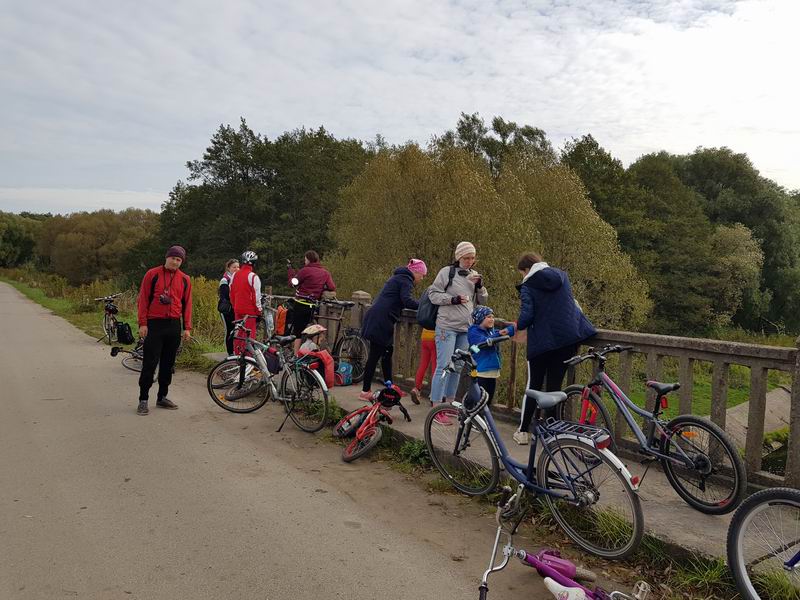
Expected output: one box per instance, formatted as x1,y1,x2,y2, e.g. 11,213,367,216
305,366,328,392
553,434,640,491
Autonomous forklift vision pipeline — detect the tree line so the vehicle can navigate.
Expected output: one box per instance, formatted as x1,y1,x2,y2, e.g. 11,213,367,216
2,114,798,335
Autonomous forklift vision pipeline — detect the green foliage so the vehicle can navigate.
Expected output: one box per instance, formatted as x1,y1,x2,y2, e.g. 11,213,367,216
35,209,158,285
0,211,41,267
396,439,432,468
328,144,650,329
160,119,370,288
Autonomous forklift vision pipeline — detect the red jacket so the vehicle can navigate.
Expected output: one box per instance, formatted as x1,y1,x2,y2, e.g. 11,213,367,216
137,266,193,329
288,262,335,300
229,264,261,317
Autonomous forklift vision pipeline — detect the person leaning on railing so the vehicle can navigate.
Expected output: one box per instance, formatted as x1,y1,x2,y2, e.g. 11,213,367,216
287,250,336,352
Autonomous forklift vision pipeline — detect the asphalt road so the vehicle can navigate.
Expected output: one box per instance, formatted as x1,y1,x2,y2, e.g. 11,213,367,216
0,282,553,600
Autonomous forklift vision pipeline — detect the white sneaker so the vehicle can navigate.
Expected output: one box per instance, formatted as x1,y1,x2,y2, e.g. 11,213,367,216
544,577,587,600
512,430,530,445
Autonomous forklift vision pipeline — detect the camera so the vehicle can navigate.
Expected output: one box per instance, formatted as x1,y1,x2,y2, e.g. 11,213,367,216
158,292,173,305
458,269,469,276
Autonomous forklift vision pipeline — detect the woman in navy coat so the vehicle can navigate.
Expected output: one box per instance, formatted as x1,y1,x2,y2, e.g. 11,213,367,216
359,259,427,400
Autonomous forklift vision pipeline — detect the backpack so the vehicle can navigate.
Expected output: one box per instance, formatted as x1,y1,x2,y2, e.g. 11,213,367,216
275,304,289,335
116,322,135,345
416,265,456,330
336,361,353,386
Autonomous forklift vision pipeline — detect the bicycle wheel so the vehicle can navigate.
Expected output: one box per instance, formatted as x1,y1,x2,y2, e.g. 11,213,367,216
121,355,143,372
207,358,269,413
557,385,618,452
280,366,329,433
660,415,746,515
104,314,117,344
424,403,500,496
727,487,800,600
342,425,383,462
537,437,643,560
334,334,368,384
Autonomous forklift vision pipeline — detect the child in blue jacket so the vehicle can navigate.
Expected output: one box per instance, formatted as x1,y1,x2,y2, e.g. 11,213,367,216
467,306,515,404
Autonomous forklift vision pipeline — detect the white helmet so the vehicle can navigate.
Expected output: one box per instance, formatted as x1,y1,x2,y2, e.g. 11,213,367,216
240,250,258,265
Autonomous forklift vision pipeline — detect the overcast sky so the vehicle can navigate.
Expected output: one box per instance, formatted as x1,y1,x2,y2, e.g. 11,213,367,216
1,0,797,214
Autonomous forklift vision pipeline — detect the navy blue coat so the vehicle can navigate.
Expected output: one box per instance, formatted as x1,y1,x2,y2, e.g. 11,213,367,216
517,267,596,359
361,267,420,346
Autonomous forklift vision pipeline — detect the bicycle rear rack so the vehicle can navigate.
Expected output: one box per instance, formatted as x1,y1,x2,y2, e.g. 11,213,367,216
543,418,612,445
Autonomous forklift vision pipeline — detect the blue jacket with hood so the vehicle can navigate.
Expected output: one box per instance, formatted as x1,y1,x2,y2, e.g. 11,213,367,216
516,264,596,359
361,267,419,346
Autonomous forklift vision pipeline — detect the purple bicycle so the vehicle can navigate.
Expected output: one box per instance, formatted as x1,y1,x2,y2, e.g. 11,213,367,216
479,486,652,600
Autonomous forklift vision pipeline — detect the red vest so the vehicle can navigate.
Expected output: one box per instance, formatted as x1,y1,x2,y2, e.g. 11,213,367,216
229,264,259,316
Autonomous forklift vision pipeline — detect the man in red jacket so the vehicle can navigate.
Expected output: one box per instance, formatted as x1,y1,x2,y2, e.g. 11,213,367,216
229,250,262,355
287,250,335,352
136,245,193,415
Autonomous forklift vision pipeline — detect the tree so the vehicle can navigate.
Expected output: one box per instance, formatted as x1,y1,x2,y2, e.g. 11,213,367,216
0,212,40,267
328,145,650,329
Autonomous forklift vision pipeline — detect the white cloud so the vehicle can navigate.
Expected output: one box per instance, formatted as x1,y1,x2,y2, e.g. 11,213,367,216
0,0,797,215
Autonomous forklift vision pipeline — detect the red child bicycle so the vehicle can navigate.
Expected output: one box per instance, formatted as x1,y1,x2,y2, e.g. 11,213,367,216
333,383,411,462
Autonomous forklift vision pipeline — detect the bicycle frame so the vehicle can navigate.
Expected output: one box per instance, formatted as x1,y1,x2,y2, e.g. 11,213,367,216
583,372,696,469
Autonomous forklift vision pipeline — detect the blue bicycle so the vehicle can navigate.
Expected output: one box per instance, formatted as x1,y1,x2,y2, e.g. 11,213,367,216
423,336,644,560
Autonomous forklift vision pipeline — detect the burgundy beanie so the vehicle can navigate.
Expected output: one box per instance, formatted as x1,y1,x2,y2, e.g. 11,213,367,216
165,245,186,261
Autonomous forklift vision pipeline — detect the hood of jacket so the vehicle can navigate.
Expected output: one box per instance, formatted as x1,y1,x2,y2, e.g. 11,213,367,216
393,266,414,280
522,262,563,292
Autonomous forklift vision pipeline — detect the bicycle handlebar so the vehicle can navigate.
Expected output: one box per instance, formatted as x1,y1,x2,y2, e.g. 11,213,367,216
442,335,512,375
94,293,123,301
564,344,635,366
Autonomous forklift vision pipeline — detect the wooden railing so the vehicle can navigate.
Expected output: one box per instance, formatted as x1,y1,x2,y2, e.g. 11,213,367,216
344,291,800,489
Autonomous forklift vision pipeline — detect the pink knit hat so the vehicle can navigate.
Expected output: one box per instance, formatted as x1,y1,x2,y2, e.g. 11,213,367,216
407,258,427,275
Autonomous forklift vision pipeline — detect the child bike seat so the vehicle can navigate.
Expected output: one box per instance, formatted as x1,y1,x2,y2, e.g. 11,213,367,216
645,381,680,396
525,389,567,409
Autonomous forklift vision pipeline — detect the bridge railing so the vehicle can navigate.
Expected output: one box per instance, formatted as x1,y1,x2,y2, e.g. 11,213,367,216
346,291,800,488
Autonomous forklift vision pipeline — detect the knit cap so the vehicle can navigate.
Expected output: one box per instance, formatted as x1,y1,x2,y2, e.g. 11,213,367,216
455,241,476,261
165,245,186,261
407,258,427,275
472,305,494,325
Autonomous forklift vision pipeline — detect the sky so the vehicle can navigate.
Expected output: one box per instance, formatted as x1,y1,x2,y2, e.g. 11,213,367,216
1,0,797,214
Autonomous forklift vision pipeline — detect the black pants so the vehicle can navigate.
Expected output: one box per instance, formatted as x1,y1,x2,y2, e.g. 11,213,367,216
220,310,235,355
477,377,497,404
139,318,182,402
519,344,578,432
362,342,393,392
290,299,315,335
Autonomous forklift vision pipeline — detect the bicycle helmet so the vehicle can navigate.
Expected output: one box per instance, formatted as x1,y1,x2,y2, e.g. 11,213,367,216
240,250,258,265
301,324,327,337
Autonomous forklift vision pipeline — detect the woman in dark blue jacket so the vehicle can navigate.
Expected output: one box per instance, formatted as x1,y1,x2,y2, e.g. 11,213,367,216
513,252,596,444
359,260,427,400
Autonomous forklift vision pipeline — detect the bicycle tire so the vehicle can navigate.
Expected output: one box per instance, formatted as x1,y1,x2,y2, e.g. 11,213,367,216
104,314,117,344
537,437,643,560
557,384,618,452
207,358,269,413
660,414,746,515
121,355,143,372
424,403,500,496
726,487,800,600
280,366,329,433
342,425,382,462
333,334,368,384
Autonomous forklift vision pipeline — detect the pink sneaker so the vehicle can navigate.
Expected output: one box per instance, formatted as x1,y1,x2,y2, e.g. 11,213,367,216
358,390,373,401
433,411,452,426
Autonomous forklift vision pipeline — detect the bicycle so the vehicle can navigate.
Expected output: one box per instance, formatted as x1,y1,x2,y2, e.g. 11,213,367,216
332,383,411,462
206,317,330,433
111,337,187,373
478,486,652,599
726,487,800,600
559,344,746,515
424,336,644,559
95,293,123,344
303,296,368,384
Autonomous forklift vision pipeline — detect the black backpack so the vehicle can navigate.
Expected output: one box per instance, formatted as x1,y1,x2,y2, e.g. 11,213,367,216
416,265,456,330
116,322,135,345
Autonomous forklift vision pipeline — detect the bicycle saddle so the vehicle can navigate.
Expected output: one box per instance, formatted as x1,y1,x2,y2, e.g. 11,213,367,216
272,335,296,345
525,389,567,409
645,381,680,396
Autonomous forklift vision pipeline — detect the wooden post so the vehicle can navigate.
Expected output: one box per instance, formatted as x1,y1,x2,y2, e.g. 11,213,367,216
744,366,768,474
678,355,694,415
350,291,371,329
786,338,800,487
711,361,729,430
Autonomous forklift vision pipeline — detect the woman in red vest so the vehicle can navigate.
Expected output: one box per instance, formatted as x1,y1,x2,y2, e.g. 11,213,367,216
229,250,262,354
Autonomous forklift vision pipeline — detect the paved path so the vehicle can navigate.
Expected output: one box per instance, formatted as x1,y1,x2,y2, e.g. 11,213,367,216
0,282,557,600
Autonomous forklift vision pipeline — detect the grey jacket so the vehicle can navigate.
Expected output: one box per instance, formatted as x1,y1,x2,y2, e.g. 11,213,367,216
428,266,489,333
